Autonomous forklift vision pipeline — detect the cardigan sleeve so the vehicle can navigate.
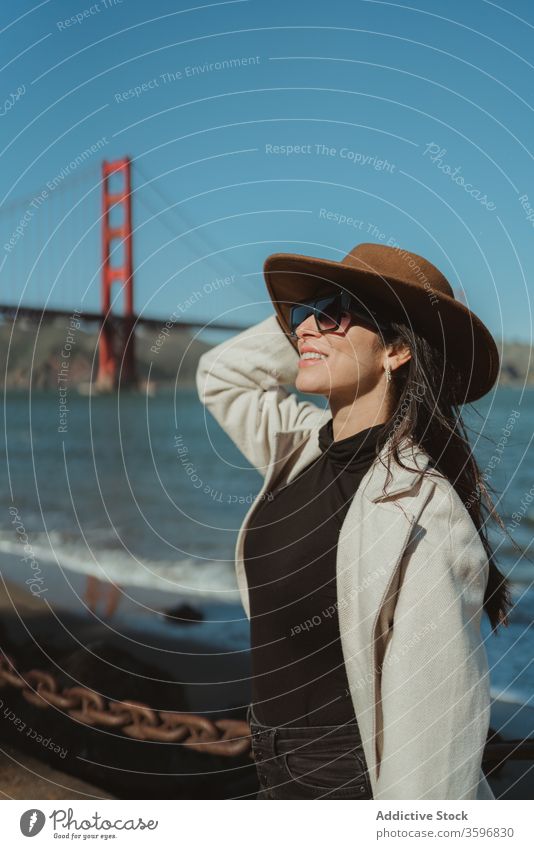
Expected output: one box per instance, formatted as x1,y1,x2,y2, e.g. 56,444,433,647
375,481,492,799
196,313,327,476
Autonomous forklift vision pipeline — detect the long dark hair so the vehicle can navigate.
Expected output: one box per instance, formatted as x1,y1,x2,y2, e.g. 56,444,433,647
374,319,518,633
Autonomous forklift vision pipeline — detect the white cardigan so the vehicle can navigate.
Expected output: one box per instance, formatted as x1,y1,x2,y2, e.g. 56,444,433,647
196,314,495,800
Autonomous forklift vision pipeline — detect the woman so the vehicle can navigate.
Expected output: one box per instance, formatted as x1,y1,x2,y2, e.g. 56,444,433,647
196,242,512,800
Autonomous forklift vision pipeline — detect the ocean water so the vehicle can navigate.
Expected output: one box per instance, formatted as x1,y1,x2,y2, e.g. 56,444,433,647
1,386,533,704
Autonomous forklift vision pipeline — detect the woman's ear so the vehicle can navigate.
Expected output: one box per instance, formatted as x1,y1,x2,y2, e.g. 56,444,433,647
388,342,411,372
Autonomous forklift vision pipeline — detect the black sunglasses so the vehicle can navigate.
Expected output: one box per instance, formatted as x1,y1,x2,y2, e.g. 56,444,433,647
289,291,389,338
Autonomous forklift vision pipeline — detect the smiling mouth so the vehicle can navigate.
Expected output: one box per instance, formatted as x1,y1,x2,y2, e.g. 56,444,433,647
299,352,328,366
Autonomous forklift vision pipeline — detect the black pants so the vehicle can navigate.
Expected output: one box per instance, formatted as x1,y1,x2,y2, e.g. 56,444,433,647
247,702,373,800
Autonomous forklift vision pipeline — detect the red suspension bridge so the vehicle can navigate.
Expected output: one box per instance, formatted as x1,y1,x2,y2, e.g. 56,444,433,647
0,156,245,390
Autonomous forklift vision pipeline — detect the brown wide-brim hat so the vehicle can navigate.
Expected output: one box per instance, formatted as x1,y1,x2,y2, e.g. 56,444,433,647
263,242,500,403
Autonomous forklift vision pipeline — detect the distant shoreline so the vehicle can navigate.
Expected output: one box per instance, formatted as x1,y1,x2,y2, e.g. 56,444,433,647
2,320,533,391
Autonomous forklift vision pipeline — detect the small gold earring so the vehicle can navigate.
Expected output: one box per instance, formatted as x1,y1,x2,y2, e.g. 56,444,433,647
385,364,392,383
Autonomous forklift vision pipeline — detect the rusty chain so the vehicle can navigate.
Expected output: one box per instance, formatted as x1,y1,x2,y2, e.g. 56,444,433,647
2,652,533,770
0,652,253,758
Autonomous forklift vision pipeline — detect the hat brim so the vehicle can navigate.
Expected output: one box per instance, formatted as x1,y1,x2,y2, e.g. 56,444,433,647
263,252,500,403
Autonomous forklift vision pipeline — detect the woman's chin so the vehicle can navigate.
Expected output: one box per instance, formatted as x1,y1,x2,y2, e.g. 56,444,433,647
295,370,330,395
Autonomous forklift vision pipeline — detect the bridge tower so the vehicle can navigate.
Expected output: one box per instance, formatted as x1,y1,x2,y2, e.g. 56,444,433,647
96,156,137,390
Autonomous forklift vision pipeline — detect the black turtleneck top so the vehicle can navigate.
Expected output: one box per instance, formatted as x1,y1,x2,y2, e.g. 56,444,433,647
243,418,390,728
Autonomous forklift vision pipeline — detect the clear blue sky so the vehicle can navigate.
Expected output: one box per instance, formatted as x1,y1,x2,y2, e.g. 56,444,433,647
2,0,533,344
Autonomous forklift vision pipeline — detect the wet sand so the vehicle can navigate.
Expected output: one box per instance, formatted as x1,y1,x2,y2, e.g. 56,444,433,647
0,742,115,800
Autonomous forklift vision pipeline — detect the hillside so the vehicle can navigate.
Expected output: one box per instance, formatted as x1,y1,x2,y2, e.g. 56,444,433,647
0,318,211,390
1,318,532,391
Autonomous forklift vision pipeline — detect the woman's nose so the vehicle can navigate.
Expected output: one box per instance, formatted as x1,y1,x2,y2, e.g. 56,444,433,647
295,313,320,340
